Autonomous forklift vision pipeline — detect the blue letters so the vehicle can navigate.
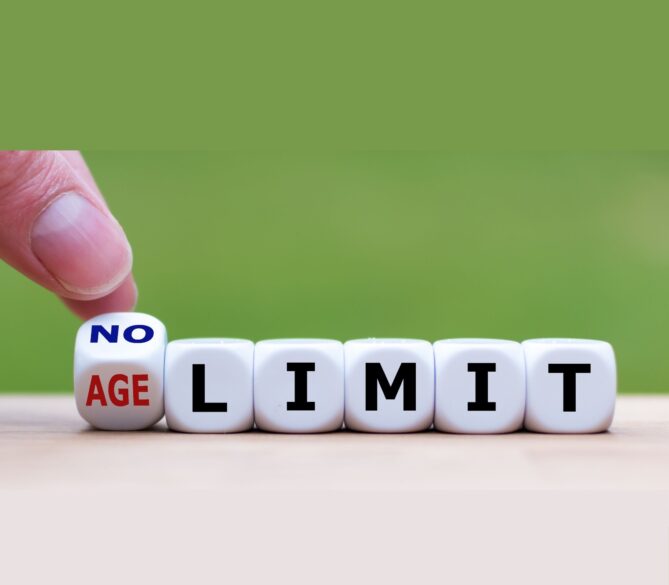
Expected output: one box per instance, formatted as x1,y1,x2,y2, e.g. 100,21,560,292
90,324,154,343
123,325,154,343
90,325,119,343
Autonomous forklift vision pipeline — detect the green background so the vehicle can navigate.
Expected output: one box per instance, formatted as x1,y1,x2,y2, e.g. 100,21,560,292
3,2,669,149
1,151,666,393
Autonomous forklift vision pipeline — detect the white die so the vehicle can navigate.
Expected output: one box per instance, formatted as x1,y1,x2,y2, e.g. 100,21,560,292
523,339,616,433
74,312,167,430
164,339,254,433
254,339,344,433
433,339,526,434
344,339,434,433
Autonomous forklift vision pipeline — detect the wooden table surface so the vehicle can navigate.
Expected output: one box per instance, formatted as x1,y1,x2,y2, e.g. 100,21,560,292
0,395,667,584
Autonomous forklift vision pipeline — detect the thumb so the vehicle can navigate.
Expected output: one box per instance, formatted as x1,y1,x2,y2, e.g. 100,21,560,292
0,151,133,301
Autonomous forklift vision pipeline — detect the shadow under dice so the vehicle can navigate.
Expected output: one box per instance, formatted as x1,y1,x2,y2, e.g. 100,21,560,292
73,312,167,430
523,339,616,433
254,339,344,433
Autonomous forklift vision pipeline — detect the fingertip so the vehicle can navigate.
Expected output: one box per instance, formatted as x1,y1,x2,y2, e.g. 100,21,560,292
0,152,135,301
62,275,138,320
31,192,133,298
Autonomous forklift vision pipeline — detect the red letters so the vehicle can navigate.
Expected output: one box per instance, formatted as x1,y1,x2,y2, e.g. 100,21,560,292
86,375,107,406
85,374,151,407
133,374,150,406
108,374,129,406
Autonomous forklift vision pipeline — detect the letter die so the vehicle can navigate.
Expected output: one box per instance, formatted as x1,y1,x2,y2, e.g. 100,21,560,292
433,339,525,434
254,339,344,433
523,339,616,433
345,339,434,432
165,339,254,433
73,312,167,430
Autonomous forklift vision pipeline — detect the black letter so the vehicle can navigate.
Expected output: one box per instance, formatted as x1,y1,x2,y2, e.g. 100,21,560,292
467,363,496,411
365,363,416,411
192,364,227,412
286,363,316,411
547,363,591,412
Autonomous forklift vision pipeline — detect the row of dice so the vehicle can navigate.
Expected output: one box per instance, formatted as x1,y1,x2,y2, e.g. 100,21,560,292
74,313,616,433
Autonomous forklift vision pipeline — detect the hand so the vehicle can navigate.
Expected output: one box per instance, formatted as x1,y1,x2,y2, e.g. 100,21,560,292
0,151,137,319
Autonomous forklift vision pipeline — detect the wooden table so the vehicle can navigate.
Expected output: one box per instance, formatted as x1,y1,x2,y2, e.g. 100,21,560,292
0,395,667,584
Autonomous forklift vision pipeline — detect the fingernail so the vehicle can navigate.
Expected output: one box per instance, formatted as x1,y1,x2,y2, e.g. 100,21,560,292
31,193,133,296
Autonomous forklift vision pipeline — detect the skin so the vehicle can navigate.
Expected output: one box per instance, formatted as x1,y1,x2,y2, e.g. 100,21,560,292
0,151,137,319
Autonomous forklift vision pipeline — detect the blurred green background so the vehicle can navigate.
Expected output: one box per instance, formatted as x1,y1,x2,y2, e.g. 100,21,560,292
1,151,667,393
